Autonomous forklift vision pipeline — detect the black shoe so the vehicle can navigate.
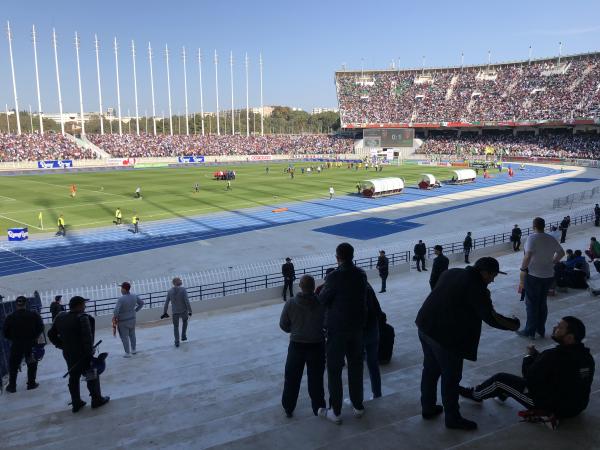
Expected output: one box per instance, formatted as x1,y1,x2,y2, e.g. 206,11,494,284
379,290,386,293
5,385,16,393
285,410,293,418
422,268,428,271
459,386,482,403
181,336,187,341
175,342,180,348
27,382,39,390
91,396,110,409
446,417,478,430
71,400,87,413
417,269,422,272
422,405,444,419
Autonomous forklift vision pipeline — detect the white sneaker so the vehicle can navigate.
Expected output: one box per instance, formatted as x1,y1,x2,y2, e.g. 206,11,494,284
325,409,342,425
353,407,365,418
317,408,328,418
123,353,132,358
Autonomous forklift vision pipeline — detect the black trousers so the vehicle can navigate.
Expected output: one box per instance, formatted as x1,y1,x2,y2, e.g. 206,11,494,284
282,279,294,300
595,216,600,226
281,341,326,415
380,273,388,292
472,372,535,409
64,354,102,404
419,330,464,423
415,255,426,271
560,229,567,243
326,331,364,415
513,238,521,251
8,342,37,388
464,248,471,263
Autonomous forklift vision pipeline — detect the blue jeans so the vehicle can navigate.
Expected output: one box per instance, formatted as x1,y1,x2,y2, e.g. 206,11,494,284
364,325,381,398
523,274,554,337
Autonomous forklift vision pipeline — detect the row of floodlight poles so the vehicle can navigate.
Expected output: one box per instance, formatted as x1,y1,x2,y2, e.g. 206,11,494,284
5,21,264,137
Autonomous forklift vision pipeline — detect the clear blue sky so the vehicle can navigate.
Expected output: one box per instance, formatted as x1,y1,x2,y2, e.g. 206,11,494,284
1,0,599,115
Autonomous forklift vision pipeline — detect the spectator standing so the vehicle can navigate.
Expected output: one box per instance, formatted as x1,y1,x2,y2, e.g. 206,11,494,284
559,216,570,243
518,217,565,339
279,275,326,418
595,204,600,227
376,250,389,293
281,257,296,301
415,257,520,430
463,232,473,263
48,296,109,412
162,277,192,347
511,224,523,252
2,296,44,393
50,295,66,321
429,245,449,290
318,242,368,424
414,240,427,272
113,282,144,357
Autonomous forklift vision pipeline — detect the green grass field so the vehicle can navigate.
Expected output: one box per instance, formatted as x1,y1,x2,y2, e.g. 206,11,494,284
0,163,457,234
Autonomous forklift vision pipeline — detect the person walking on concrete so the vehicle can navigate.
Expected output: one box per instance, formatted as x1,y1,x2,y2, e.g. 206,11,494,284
282,257,296,301
2,296,44,393
48,296,110,412
279,275,326,418
113,282,144,357
318,242,368,424
376,250,389,293
50,295,66,321
595,204,600,227
429,245,449,290
416,257,520,430
511,224,522,252
518,217,565,340
414,240,427,272
559,216,570,243
463,232,473,264
161,277,192,348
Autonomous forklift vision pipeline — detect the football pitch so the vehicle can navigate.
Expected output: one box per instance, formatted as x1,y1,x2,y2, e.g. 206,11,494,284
0,162,459,234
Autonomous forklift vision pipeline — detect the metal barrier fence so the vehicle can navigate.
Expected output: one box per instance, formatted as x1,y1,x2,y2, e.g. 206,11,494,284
553,186,600,209
34,212,596,322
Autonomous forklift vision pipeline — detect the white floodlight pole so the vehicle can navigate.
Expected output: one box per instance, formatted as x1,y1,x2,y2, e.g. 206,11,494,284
558,41,563,65
245,52,249,136
215,50,220,135
148,42,157,135
114,37,123,135
528,45,532,65
94,34,104,134
52,28,65,135
198,49,205,135
75,32,85,136
230,51,235,135
165,44,173,135
7,21,21,135
131,40,140,135
32,25,44,135
259,52,264,136
182,46,189,135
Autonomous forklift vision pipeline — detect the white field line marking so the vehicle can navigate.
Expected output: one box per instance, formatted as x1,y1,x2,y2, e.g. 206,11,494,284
0,195,17,201
3,198,142,215
0,244,49,268
0,213,43,230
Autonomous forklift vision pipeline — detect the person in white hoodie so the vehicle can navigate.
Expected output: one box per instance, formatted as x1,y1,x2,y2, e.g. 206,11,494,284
113,282,144,357
162,277,192,347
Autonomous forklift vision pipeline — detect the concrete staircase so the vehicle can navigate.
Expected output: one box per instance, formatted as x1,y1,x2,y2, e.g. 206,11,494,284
64,133,111,158
1,229,599,449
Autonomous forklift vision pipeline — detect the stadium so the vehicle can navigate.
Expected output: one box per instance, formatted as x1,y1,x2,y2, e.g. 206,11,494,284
1,4,600,449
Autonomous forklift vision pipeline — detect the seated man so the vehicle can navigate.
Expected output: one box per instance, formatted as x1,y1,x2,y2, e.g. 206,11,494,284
459,317,594,420
564,250,590,279
585,237,600,261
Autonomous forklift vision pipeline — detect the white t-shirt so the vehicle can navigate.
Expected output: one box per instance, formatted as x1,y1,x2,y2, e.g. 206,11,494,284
329,187,334,194
524,232,564,278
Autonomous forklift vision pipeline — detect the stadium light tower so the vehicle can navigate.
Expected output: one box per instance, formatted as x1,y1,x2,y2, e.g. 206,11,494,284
131,40,140,135
165,44,173,136
52,28,65,135
487,50,491,69
558,41,563,65
215,50,220,135
421,55,425,74
461,52,464,69
94,34,104,134
259,52,264,136
230,51,235,135
182,46,189,135
74,32,86,136
148,42,157,135
6,21,21,135
31,25,44,135
113,37,123,135
198,49,205,136
528,45,532,65
245,52,249,136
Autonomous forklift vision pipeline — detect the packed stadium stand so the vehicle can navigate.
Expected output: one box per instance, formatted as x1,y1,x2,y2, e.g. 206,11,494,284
336,52,600,127
0,132,97,162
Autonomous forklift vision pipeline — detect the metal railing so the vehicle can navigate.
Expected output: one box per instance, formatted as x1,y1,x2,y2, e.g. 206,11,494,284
35,212,596,322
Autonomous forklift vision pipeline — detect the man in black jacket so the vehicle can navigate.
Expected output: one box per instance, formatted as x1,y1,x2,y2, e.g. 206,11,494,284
50,295,66,321
414,240,427,272
460,316,594,420
511,224,522,252
376,250,389,293
2,296,44,393
415,257,520,430
429,245,449,290
48,296,110,413
595,204,600,227
559,216,569,243
463,232,473,263
281,257,296,301
318,242,368,424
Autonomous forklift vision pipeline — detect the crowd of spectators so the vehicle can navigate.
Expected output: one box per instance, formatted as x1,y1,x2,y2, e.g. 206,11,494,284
337,54,600,125
0,132,96,162
418,132,600,159
88,134,354,158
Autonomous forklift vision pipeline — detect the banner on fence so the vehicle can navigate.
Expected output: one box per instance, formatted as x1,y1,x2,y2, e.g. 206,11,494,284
37,159,73,169
7,227,28,241
178,156,205,163
248,155,272,161
106,158,136,166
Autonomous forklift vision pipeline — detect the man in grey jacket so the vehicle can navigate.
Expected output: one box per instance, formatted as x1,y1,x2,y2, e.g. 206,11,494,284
162,277,192,347
113,282,144,357
280,275,326,418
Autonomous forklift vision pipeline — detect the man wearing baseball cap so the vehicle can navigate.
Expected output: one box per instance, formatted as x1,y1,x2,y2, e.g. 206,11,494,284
415,257,520,430
50,295,66,321
282,257,296,302
113,282,144,357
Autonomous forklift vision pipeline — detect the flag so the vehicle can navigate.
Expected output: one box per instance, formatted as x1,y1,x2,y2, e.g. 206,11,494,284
38,212,42,221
